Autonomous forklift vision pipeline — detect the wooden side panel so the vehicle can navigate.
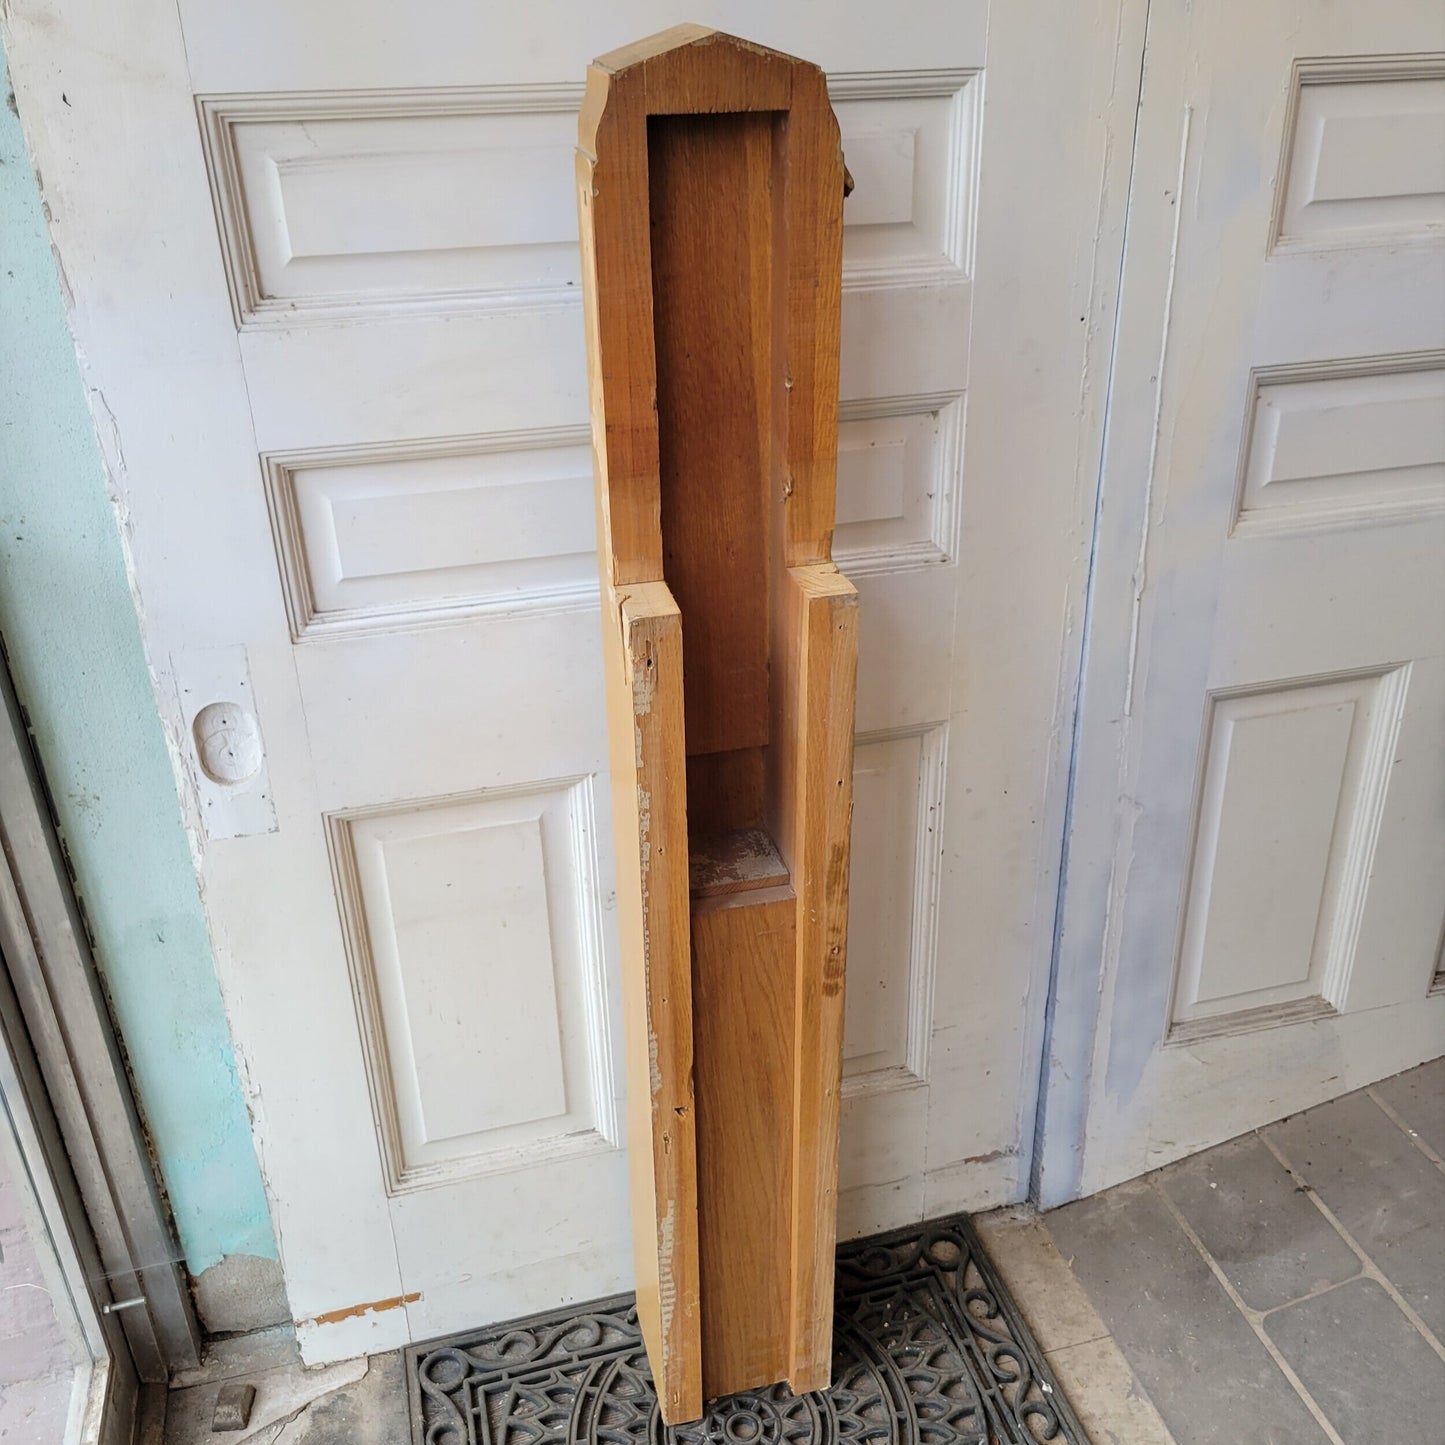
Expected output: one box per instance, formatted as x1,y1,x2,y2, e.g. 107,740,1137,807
577,75,662,586
607,582,701,1422
780,564,859,1391
781,68,846,566
690,887,798,1398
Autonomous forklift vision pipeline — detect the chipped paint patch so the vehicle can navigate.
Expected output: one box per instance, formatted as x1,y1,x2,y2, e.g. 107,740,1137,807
631,636,657,716
963,1147,1018,1166
301,1291,421,1328
656,1197,676,1349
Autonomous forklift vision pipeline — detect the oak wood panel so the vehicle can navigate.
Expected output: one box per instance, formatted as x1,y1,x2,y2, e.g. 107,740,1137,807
685,747,766,836
650,111,777,757
690,886,798,1397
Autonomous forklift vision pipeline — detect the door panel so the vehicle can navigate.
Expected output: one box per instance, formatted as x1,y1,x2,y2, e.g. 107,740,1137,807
3,0,1125,1359
1042,3,1445,1205
328,779,614,1191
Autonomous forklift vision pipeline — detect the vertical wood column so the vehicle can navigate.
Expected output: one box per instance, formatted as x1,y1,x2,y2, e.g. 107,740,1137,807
578,26,856,1423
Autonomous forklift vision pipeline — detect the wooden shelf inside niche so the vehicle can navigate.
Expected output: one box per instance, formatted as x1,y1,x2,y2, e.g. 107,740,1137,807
688,827,791,899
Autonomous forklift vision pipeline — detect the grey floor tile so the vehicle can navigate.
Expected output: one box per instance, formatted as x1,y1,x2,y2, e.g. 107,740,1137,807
1374,1057,1445,1159
1265,1277,1445,1445
974,1208,1112,1354
1046,1179,1329,1445
1042,1336,1178,1445
1265,1090,1445,1339
1158,1135,1358,1312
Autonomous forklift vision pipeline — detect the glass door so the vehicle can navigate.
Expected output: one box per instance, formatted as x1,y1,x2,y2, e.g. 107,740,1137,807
0,656,201,1442
0,962,140,1444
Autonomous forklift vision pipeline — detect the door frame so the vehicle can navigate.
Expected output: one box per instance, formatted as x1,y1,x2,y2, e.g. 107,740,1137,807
0,964,141,1444
1032,0,1207,1210
0,653,202,1413
1011,0,1154,1208
888,0,1153,1218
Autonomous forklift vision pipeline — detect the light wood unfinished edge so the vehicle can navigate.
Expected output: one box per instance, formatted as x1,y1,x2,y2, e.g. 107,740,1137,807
608,580,702,1423
780,563,859,1391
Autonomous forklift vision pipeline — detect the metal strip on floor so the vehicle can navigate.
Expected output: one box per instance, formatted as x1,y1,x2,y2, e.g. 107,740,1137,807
406,1212,1087,1445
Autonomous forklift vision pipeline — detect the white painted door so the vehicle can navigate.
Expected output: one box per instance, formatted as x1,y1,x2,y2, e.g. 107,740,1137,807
3,0,1124,1361
1040,0,1445,1205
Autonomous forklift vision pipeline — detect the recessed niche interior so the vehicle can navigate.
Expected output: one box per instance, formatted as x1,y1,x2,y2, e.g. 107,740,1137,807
649,109,796,908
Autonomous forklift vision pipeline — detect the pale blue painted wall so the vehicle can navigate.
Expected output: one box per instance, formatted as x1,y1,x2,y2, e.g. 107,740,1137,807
0,45,277,1273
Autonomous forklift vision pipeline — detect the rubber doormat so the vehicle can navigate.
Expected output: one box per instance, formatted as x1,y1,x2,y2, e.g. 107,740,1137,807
406,1212,1086,1445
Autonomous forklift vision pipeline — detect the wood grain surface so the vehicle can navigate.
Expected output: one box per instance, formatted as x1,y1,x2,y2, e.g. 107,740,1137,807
579,25,853,1418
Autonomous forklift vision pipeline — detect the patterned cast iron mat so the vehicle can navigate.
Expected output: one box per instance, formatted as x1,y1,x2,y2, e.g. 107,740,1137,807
406,1212,1087,1445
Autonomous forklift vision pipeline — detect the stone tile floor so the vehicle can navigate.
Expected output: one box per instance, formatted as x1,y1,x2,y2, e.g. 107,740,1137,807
1039,1057,1445,1445
160,1058,1445,1445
